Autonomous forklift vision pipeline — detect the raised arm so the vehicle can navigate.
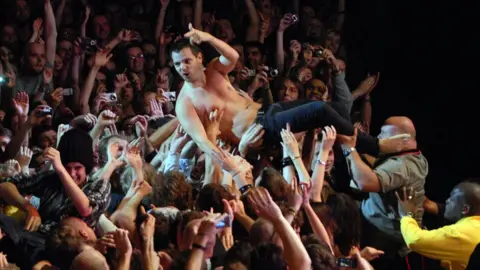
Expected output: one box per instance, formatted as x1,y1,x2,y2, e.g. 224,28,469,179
44,0,58,66
185,24,239,74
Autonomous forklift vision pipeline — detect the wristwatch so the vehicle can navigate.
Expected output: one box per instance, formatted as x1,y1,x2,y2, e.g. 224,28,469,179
343,147,356,157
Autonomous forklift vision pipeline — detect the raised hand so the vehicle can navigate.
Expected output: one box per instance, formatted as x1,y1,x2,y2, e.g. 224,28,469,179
259,13,270,35
184,23,213,45
12,92,29,118
238,123,264,157
124,140,143,170
48,88,64,108
280,123,301,159
205,109,224,140
43,147,63,172
319,126,336,151
43,67,53,85
114,73,129,89
117,29,137,43
94,50,113,68
28,105,52,126
160,0,170,8
287,177,303,211
33,18,43,33
278,13,294,32
16,146,33,170
289,40,301,59
248,188,283,222
97,110,116,127
170,125,190,154
113,229,132,257
95,232,116,254
149,98,164,117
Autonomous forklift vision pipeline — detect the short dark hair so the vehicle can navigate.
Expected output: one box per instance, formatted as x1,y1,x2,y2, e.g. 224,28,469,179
250,242,287,270
244,41,266,56
152,171,193,210
170,38,202,57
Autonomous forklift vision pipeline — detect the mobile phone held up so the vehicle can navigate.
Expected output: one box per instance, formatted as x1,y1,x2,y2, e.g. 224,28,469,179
62,88,74,96
163,91,177,102
336,258,357,268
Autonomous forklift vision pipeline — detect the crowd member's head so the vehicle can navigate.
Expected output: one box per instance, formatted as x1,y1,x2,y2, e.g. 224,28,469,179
213,19,235,43
444,181,480,222
250,218,275,246
230,41,245,68
274,77,303,102
32,126,57,150
152,171,193,210
302,234,337,270
196,183,233,213
71,247,110,270
97,135,127,167
377,116,417,152
255,167,289,201
0,125,12,153
57,129,94,185
92,14,111,41
142,42,157,72
46,217,98,269
244,41,265,70
326,193,362,256
1,24,19,49
126,44,145,74
250,242,287,270
171,39,204,84
22,42,46,74
305,78,329,101
306,18,325,41
15,0,31,23
223,241,253,270
325,30,341,55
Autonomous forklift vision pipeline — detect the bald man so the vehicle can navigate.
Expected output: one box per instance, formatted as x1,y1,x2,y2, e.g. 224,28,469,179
71,247,110,270
337,116,428,269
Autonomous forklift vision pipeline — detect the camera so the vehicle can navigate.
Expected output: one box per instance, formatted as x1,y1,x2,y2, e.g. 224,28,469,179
36,107,52,117
62,88,74,96
80,37,98,54
163,91,177,102
268,68,279,78
291,14,299,23
105,93,117,102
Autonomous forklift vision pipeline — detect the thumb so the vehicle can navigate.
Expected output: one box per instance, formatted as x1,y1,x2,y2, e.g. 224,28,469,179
188,23,193,31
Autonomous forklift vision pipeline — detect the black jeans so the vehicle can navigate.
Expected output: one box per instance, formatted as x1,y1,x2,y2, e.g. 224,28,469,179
258,100,379,155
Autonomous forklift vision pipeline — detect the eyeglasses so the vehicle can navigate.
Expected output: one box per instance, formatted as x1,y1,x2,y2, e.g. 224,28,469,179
129,54,145,60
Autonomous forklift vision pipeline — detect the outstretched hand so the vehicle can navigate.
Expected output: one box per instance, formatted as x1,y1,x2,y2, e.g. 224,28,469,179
184,23,213,45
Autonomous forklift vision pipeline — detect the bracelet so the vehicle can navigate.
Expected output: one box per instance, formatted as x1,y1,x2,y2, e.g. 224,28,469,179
192,243,206,250
281,157,293,168
287,207,297,216
293,156,301,160
316,159,327,165
239,184,253,194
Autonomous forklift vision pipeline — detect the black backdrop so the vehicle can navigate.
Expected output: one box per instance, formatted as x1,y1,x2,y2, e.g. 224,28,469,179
344,0,477,204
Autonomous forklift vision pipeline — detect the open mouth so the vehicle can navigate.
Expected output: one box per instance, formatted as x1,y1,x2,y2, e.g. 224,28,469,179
182,72,190,77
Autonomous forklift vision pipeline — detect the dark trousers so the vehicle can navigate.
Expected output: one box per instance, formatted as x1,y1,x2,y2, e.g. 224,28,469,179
259,100,379,155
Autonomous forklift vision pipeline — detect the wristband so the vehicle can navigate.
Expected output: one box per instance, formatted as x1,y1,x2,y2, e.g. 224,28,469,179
192,243,206,250
239,184,253,194
287,207,297,216
281,157,293,168
316,159,327,166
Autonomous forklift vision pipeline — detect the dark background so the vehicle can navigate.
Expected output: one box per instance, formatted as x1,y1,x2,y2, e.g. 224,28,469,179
344,0,476,204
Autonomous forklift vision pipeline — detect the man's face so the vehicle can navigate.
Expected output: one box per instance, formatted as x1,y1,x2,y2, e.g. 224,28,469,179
93,15,111,40
214,20,235,43
1,25,18,47
57,40,73,61
377,125,399,139
444,188,468,222
16,0,30,23
39,130,57,149
0,135,11,153
62,217,97,241
232,44,245,67
246,46,262,69
27,43,46,74
280,80,299,102
172,48,203,83
65,162,87,186
307,19,323,39
142,43,156,71
127,47,145,73
307,79,328,101
54,54,63,72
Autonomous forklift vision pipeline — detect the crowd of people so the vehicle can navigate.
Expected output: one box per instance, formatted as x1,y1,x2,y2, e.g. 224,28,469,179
0,0,479,269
